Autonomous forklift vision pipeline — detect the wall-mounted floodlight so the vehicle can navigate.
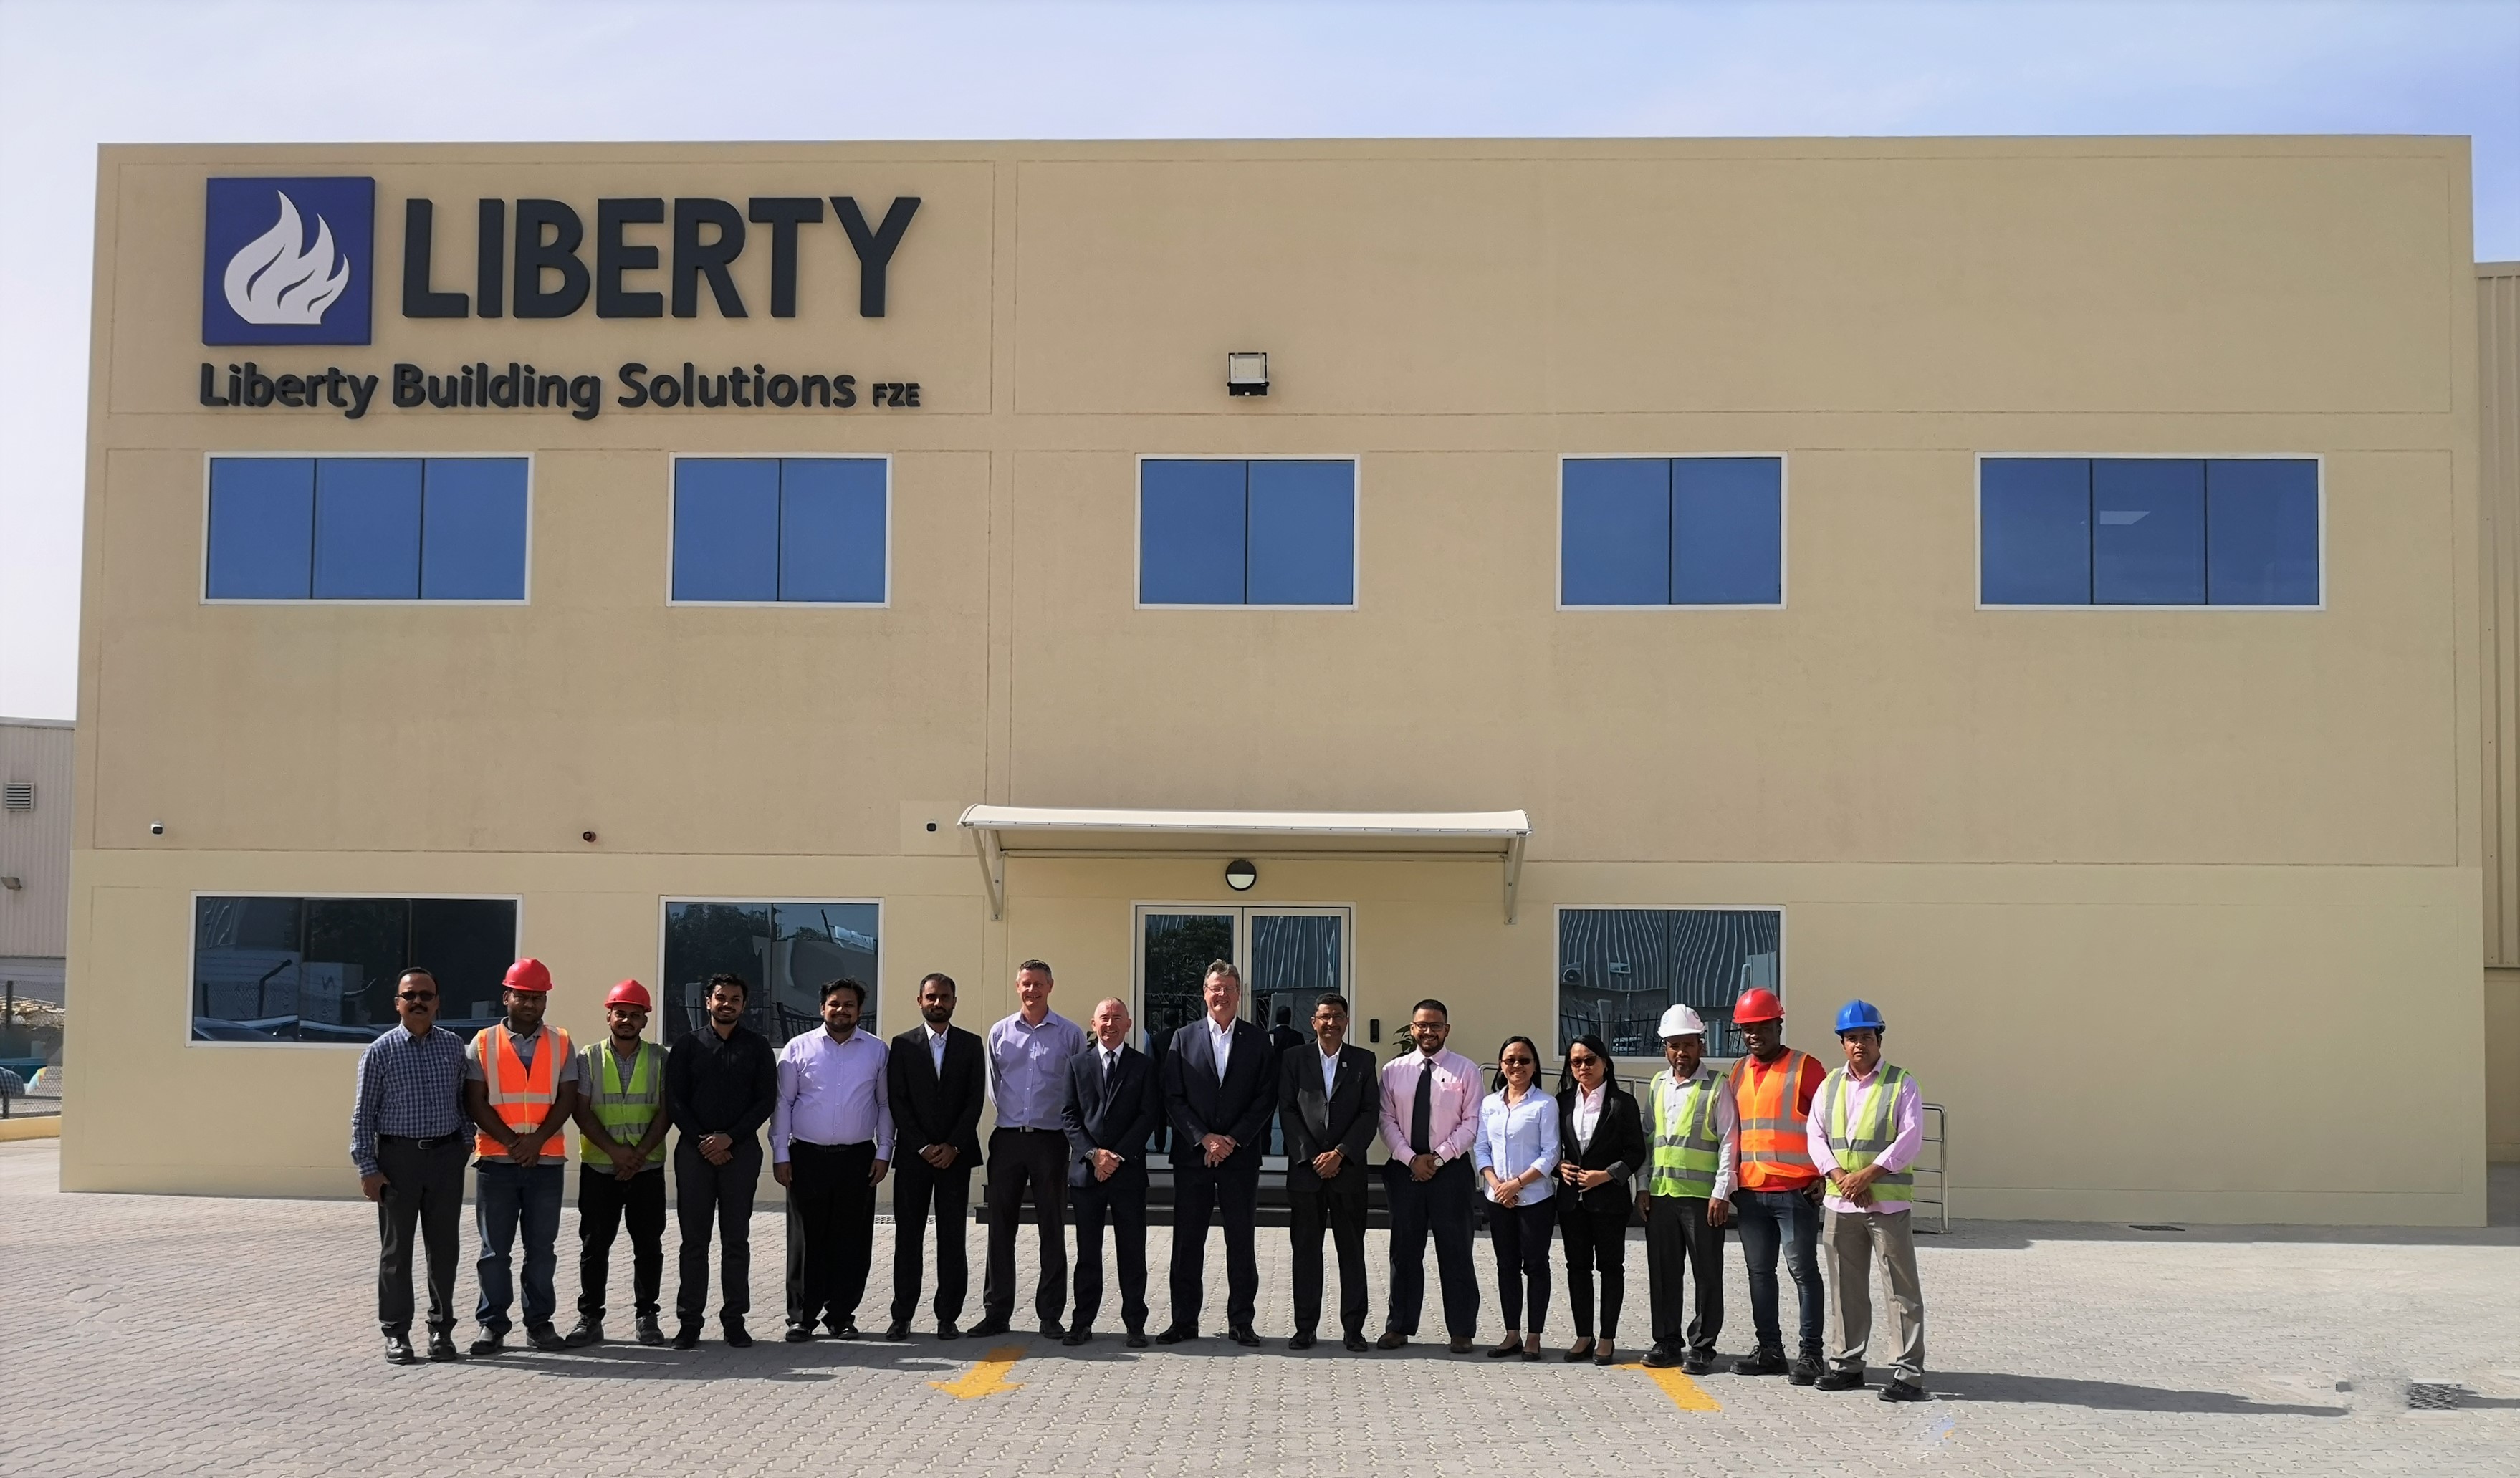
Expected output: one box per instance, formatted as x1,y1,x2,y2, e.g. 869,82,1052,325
1225,352,1269,396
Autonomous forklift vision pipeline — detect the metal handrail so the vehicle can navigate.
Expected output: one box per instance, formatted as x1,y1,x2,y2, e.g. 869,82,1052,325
1910,1102,1950,1234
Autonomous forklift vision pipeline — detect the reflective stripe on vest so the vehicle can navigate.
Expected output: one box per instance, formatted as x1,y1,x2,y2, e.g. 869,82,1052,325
578,1039,664,1168
474,1024,572,1161
1728,1050,1823,1186
1816,1063,1912,1199
1647,1068,1723,1199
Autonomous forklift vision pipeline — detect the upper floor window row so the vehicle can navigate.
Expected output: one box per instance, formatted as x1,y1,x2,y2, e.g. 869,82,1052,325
671,456,888,604
1140,459,1357,607
206,457,528,601
1561,456,1784,607
1980,457,2319,608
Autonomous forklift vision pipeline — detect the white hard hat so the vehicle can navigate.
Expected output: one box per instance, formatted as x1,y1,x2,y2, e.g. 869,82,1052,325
1657,1004,1707,1040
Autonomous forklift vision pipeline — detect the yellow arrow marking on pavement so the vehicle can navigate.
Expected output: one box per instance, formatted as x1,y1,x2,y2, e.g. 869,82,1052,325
1620,1363,1723,1412
928,1345,1027,1399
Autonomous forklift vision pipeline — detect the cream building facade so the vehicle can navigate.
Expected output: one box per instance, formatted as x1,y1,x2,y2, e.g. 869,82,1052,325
67,139,2504,1223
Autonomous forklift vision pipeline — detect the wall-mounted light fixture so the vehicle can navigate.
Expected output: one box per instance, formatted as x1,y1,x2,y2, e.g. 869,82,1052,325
0,876,21,891
1225,858,1258,891
1225,352,1269,397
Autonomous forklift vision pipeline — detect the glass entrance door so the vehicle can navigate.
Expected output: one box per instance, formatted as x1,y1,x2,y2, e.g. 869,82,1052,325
1133,903,1351,1170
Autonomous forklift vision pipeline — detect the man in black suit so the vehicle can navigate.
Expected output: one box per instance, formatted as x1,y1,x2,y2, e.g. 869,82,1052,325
1060,997,1160,1348
1157,960,1278,1346
883,972,987,1340
1278,991,1380,1352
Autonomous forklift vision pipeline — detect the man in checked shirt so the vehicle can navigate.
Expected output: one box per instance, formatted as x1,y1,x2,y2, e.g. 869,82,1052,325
350,966,471,1365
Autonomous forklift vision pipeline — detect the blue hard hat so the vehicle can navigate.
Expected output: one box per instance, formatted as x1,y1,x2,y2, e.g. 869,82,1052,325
1834,999,1886,1035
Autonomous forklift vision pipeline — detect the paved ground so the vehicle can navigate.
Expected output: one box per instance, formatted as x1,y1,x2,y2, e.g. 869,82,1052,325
6,1143,2516,1478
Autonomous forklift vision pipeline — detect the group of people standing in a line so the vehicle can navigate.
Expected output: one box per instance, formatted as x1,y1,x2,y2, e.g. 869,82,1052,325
349,954,1930,1401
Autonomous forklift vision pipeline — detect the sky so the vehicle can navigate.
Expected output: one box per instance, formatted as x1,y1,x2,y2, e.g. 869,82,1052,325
2,0,2516,719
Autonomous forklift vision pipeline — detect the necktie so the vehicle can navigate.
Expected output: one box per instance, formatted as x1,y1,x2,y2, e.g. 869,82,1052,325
1410,1059,1434,1156
1103,1049,1116,1082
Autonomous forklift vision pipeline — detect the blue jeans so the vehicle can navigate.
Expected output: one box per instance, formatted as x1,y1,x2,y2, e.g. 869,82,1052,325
474,1160,565,1333
1733,1187,1824,1358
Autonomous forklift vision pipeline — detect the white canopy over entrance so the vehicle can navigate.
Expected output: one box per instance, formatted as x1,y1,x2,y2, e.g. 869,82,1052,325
957,805,1532,923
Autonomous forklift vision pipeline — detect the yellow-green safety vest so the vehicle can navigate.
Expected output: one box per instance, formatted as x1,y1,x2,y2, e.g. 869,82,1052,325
578,1038,666,1169
1647,1067,1724,1199
1815,1063,1912,1200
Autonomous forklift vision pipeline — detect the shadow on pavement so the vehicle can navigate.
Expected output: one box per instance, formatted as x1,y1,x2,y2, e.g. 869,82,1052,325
1932,1371,2346,1416
1930,1167,2520,1249
493,1330,1462,1380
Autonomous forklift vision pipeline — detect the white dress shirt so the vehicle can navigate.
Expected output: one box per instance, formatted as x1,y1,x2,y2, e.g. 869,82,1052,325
772,1026,894,1163
1319,1046,1341,1097
1205,1014,1234,1081
1571,1082,1606,1151
926,1023,948,1075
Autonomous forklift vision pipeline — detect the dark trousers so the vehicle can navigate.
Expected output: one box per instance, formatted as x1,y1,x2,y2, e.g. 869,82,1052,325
1384,1156,1480,1339
1735,1186,1825,1358
474,1159,565,1334
1069,1175,1149,1334
1169,1158,1261,1331
577,1164,666,1321
981,1128,1070,1325
1644,1194,1725,1356
1288,1179,1369,1338
889,1156,973,1325
1490,1197,1556,1333
373,1136,466,1338
1559,1198,1632,1341
785,1140,878,1329
675,1136,762,1325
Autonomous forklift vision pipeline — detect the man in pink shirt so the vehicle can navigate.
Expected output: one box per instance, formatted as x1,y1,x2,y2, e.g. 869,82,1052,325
1805,999,1927,1403
1376,998,1483,1353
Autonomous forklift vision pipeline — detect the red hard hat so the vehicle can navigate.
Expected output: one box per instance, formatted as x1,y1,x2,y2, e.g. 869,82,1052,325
502,958,553,994
1733,987,1784,1024
605,979,653,1011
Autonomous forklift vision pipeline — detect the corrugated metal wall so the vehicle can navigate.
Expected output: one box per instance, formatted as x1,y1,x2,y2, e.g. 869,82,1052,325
0,719,74,963
2485,264,2520,968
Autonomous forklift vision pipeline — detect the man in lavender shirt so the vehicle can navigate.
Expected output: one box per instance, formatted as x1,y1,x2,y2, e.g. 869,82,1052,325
772,978,893,1341
971,959,1088,1339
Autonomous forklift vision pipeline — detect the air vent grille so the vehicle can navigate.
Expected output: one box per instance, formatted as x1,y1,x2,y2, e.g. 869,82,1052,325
1,782,32,812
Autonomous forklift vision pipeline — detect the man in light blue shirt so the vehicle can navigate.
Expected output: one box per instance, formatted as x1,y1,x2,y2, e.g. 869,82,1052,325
972,959,1087,1338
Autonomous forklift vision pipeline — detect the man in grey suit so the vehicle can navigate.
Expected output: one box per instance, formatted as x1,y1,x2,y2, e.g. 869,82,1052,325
1060,998,1160,1347
1278,992,1380,1351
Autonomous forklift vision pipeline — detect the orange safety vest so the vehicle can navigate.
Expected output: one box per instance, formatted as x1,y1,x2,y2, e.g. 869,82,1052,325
474,1024,573,1161
1728,1049,1824,1190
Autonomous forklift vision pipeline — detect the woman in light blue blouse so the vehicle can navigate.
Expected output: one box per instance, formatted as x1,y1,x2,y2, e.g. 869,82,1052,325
1476,1035,1561,1360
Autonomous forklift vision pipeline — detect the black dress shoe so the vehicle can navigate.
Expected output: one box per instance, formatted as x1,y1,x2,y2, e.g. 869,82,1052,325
1229,1325,1263,1348
1680,1353,1713,1376
1154,1325,1195,1345
1062,1327,1093,1346
635,1315,664,1347
1342,1333,1369,1353
385,1335,419,1365
1641,1345,1682,1368
722,1320,754,1349
1040,1320,1067,1341
1788,1354,1824,1386
562,1319,603,1348
1733,1348,1786,1376
785,1325,815,1343
1374,1330,1409,1350
1814,1367,1866,1391
428,1331,461,1363
936,1320,962,1340
1879,1378,1929,1403
525,1324,567,1353
828,1320,861,1340
469,1331,507,1357
1448,1336,1476,1355
1288,1333,1316,1350
671,1322,701,1350
1125,1330,1149,1348
884,1321,911,1340
968,1317,1010,1338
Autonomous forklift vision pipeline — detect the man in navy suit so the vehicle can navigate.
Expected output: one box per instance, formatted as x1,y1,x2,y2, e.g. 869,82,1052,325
1157,960,1278,1346
1278,992,1381,1351
1060,997,1160,1347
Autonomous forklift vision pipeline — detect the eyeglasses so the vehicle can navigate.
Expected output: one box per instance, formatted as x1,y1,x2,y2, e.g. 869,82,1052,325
397,992,438,1004
1566,1053,1601,1067
1500,1056,1538,1067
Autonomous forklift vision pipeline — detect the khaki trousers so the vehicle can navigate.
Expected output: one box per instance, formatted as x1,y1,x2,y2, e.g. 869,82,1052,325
1822,1206,1925,1381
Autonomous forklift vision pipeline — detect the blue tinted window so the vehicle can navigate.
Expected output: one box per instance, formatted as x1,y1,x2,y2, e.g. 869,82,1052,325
1672,458,1783,604
673,459,780,601
1141,460,1250,604
1247,461,1355,605
206,459,315,598
421,459,528,599
1980,459,2091,605
312,459,422,599
1561,459,1671,605
2092,459,2205,605
777,459,888,603
2207,460,2319,605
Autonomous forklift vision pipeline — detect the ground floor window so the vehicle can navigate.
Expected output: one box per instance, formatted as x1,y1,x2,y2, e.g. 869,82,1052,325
1556,906,1781,1060
660,900,880,1046
191,896,517,1043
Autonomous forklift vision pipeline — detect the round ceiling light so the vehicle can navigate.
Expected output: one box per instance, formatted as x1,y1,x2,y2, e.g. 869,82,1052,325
1225,858,1258,892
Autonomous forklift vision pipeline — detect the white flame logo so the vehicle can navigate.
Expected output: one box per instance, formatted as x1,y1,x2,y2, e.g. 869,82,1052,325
221,192,350,325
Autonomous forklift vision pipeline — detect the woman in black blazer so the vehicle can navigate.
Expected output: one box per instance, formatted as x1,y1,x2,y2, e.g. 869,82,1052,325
1554,1033,1649,1366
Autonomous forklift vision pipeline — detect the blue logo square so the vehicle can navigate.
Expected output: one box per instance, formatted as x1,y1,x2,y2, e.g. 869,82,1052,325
202,176,374,345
